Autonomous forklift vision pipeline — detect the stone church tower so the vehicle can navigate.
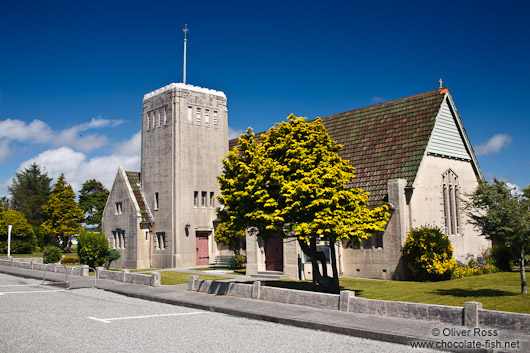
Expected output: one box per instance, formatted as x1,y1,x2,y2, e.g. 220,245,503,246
102,83,228,268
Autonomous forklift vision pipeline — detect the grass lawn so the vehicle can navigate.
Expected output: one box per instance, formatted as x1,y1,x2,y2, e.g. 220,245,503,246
1,252,44,258
160,271,229,285
264,271,530,314
194,267,246,275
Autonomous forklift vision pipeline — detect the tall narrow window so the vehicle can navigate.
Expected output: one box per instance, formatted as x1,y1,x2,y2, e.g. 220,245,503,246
147,112,151,130
154,192,159,210
201,191,207,207
442,170,461,235
115,202,122,215
162,108,167,125
210,192,214,208
213,111,218,127
187,106,193,124
196,107,201,125
156,232,166,250
157,110,161,127
205,109,210,126
193,191,198,207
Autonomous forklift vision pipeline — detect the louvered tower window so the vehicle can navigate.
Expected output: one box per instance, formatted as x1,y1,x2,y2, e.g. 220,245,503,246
442,170,461,235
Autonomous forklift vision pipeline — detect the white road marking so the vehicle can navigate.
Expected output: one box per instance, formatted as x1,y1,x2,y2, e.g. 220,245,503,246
0,284,42,287
87,312,209,324
0,289,65,295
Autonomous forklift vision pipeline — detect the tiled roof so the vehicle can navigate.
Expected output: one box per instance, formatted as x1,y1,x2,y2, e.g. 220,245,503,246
125,171,152,223
321,89,446,205
228,88,447,205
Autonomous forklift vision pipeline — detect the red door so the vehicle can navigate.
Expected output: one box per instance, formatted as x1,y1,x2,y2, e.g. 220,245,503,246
196,232,209,266
265,237,283,271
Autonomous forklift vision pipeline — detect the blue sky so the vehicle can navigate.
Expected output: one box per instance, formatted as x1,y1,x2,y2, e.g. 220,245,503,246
1,0,529,196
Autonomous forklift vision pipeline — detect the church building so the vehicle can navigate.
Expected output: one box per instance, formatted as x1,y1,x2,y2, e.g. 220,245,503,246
102,82,490,279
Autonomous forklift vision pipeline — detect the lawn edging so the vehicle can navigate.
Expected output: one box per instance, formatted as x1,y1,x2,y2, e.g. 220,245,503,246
188,276,530,334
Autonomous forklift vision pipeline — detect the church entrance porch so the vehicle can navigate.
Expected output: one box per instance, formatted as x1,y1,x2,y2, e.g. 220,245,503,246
264,237,283,271
195,232,210,266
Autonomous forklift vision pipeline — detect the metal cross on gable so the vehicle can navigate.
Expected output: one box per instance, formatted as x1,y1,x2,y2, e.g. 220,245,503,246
439,78,443,89
183,24,189,40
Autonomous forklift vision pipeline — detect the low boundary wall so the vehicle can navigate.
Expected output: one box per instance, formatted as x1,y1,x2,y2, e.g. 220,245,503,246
188,276,530,335
96,267,161,287
0,258,160,287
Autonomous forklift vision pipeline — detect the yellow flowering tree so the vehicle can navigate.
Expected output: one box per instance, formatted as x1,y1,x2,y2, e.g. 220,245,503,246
217,116,389,293
402,226,457,281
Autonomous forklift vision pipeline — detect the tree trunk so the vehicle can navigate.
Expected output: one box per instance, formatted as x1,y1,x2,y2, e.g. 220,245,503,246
329,239,340,294
298,238,333,292
521,249,527,295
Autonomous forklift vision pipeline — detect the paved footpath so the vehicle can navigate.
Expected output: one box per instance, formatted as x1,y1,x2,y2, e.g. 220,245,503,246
1,264,529,352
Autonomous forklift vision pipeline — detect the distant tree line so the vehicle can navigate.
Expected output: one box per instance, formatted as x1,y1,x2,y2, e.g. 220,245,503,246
1,163,109,254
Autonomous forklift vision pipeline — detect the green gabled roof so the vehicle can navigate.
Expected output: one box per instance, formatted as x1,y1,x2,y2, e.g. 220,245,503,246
125,171,152,223
321,89,446,204
228,88,448,206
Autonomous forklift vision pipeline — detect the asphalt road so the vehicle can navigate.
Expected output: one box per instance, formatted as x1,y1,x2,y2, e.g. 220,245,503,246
0,273,437,353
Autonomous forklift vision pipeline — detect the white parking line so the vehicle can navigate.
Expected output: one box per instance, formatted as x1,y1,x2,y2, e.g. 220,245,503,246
87,312,209,324
0,289,65,295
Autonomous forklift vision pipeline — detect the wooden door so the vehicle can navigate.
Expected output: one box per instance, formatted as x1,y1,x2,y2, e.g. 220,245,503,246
264,237,283,271
195,232,209,266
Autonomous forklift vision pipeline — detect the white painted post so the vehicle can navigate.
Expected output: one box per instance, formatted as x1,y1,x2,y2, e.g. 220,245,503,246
7,225,12,257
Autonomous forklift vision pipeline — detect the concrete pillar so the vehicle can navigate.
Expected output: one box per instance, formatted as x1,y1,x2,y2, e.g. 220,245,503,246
283,238,298,279
245,229,259,276
339,290,355,311
188,275,199,291
121,269,130,282
252,281,261,300
150,272,161,287
387,179,408,246
464,301,482,327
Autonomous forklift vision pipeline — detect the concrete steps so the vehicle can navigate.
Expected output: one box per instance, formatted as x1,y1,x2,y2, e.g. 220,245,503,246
250,271,288,280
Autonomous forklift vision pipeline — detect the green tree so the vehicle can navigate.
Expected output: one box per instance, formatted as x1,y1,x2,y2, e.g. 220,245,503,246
464,179,530,294
78,179,109,231
41,174,84,251
8,163,52,227
77,230,110,268
0,196,8,210
0,209,36,254
217,116,389,293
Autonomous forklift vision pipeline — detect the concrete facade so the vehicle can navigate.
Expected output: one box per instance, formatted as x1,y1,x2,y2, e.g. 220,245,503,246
103,83,228,268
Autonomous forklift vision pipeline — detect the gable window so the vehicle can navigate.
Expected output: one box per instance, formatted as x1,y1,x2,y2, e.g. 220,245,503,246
187,106,193,124
442,170,461,235
112,230,125,249
115,202,122,215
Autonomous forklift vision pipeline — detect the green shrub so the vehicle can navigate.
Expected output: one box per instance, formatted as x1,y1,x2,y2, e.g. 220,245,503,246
0,209,36,254
77,230,109,268
43,246,62,263
235,254,246,269
490,243,513,272
402,226,457,281
104,249,121,269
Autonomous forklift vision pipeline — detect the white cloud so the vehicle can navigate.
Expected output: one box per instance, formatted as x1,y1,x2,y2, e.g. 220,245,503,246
505,182,523,197
228,126,245,140
17,131,141,194
0,117,125,157
371,96,385,104
475,134,513,155
0,140,10,164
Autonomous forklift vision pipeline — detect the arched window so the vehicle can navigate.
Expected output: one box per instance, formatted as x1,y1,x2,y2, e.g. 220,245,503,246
442,170,461,235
